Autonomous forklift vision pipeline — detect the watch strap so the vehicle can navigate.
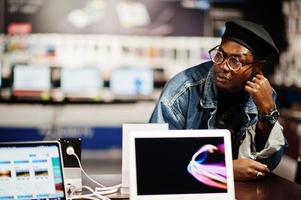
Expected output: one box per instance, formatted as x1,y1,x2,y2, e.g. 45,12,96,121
258,107,280,124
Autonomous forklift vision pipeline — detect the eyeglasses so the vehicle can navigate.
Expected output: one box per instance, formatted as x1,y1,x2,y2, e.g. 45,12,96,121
208,45,259,71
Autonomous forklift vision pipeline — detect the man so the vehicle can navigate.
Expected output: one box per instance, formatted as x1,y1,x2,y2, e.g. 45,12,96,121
149,20,286,181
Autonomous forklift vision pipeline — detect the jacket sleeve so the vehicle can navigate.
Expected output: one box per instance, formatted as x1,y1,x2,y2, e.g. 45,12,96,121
149,96,185,129
238,121,287,170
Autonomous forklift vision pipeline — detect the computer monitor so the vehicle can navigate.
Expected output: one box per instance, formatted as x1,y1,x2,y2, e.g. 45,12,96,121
110,67,154,96
13,65,51,91
61,67,103,92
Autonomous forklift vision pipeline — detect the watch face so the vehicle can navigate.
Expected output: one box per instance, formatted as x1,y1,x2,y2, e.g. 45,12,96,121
259,109,279,124
269,113,278,124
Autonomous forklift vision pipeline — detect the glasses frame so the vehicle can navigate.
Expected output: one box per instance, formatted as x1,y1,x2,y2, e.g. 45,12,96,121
208,45,260,72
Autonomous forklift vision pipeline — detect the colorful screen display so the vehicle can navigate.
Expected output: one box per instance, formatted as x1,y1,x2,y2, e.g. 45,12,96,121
135,137,227,195
0,143,65,200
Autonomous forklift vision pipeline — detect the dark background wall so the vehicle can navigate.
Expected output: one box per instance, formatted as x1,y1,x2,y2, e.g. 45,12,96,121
3,0,206,36
0,0,4,33
242,0,288,76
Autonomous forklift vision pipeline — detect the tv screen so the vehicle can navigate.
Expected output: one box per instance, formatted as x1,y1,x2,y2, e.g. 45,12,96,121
61,67,103,92
110,67,153,96
13,65,51,91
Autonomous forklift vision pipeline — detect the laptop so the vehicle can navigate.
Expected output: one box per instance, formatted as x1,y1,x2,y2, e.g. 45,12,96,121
0,141,67,200
128,129,235,200
120,123,168,195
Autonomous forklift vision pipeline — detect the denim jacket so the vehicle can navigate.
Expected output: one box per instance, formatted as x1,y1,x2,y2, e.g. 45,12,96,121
150,61,286,170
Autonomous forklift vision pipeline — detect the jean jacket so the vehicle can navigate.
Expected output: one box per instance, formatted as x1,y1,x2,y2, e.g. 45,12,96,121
150,61,287,170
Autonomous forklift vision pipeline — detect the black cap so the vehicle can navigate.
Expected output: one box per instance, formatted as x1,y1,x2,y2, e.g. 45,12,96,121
222,20,279,59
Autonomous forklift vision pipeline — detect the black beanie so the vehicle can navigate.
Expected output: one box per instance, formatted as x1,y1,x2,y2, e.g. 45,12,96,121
222,20,279,59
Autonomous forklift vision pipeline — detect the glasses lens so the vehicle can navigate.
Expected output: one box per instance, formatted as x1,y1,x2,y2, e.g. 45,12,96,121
228,56,242,70
210,50,224,64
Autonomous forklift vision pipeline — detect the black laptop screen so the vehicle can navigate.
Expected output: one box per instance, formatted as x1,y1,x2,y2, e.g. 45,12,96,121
135,137,227,195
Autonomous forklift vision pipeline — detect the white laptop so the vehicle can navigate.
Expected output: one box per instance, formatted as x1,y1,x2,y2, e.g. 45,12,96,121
129,129,235,200
121,123,168,194
0,141,67,200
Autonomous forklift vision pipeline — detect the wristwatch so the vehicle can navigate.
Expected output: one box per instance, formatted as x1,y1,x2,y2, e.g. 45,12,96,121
258,107,280,124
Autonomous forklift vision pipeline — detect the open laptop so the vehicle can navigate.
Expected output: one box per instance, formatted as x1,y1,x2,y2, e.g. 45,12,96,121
120,123,168,195
0,141,67,200
128,129,235,200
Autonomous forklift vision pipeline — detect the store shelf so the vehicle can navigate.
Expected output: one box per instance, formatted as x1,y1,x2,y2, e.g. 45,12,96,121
0,101,156,127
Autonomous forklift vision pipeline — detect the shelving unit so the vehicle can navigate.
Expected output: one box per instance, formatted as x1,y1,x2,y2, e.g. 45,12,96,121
1,34,220,78
273,0,301,87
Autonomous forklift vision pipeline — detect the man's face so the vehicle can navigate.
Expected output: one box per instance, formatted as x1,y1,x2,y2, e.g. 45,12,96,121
213,39,258,92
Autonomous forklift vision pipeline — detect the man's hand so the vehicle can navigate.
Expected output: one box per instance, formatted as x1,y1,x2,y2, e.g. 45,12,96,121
233,159,270,181
245,73,276,137
245,74,275,115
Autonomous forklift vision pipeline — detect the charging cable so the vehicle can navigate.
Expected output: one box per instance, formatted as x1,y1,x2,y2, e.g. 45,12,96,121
69,186,110,200
66,146,121,200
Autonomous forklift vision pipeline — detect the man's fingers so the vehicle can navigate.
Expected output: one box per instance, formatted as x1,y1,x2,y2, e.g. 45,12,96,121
245,82,261,94
253,162,270,173
255,73,264,79
246,81,257,87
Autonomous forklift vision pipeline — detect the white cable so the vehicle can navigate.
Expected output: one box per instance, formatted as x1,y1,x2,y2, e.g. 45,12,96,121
69,196,99,200
95,184,122,191
71,150,106,187
66,146,75,155
69,185,111,200
70,149,121,189
65,146,122,200
95,188,119,194
71,186,110,200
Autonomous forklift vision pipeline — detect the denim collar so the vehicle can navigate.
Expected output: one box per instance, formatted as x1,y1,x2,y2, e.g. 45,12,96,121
200,67,258,115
